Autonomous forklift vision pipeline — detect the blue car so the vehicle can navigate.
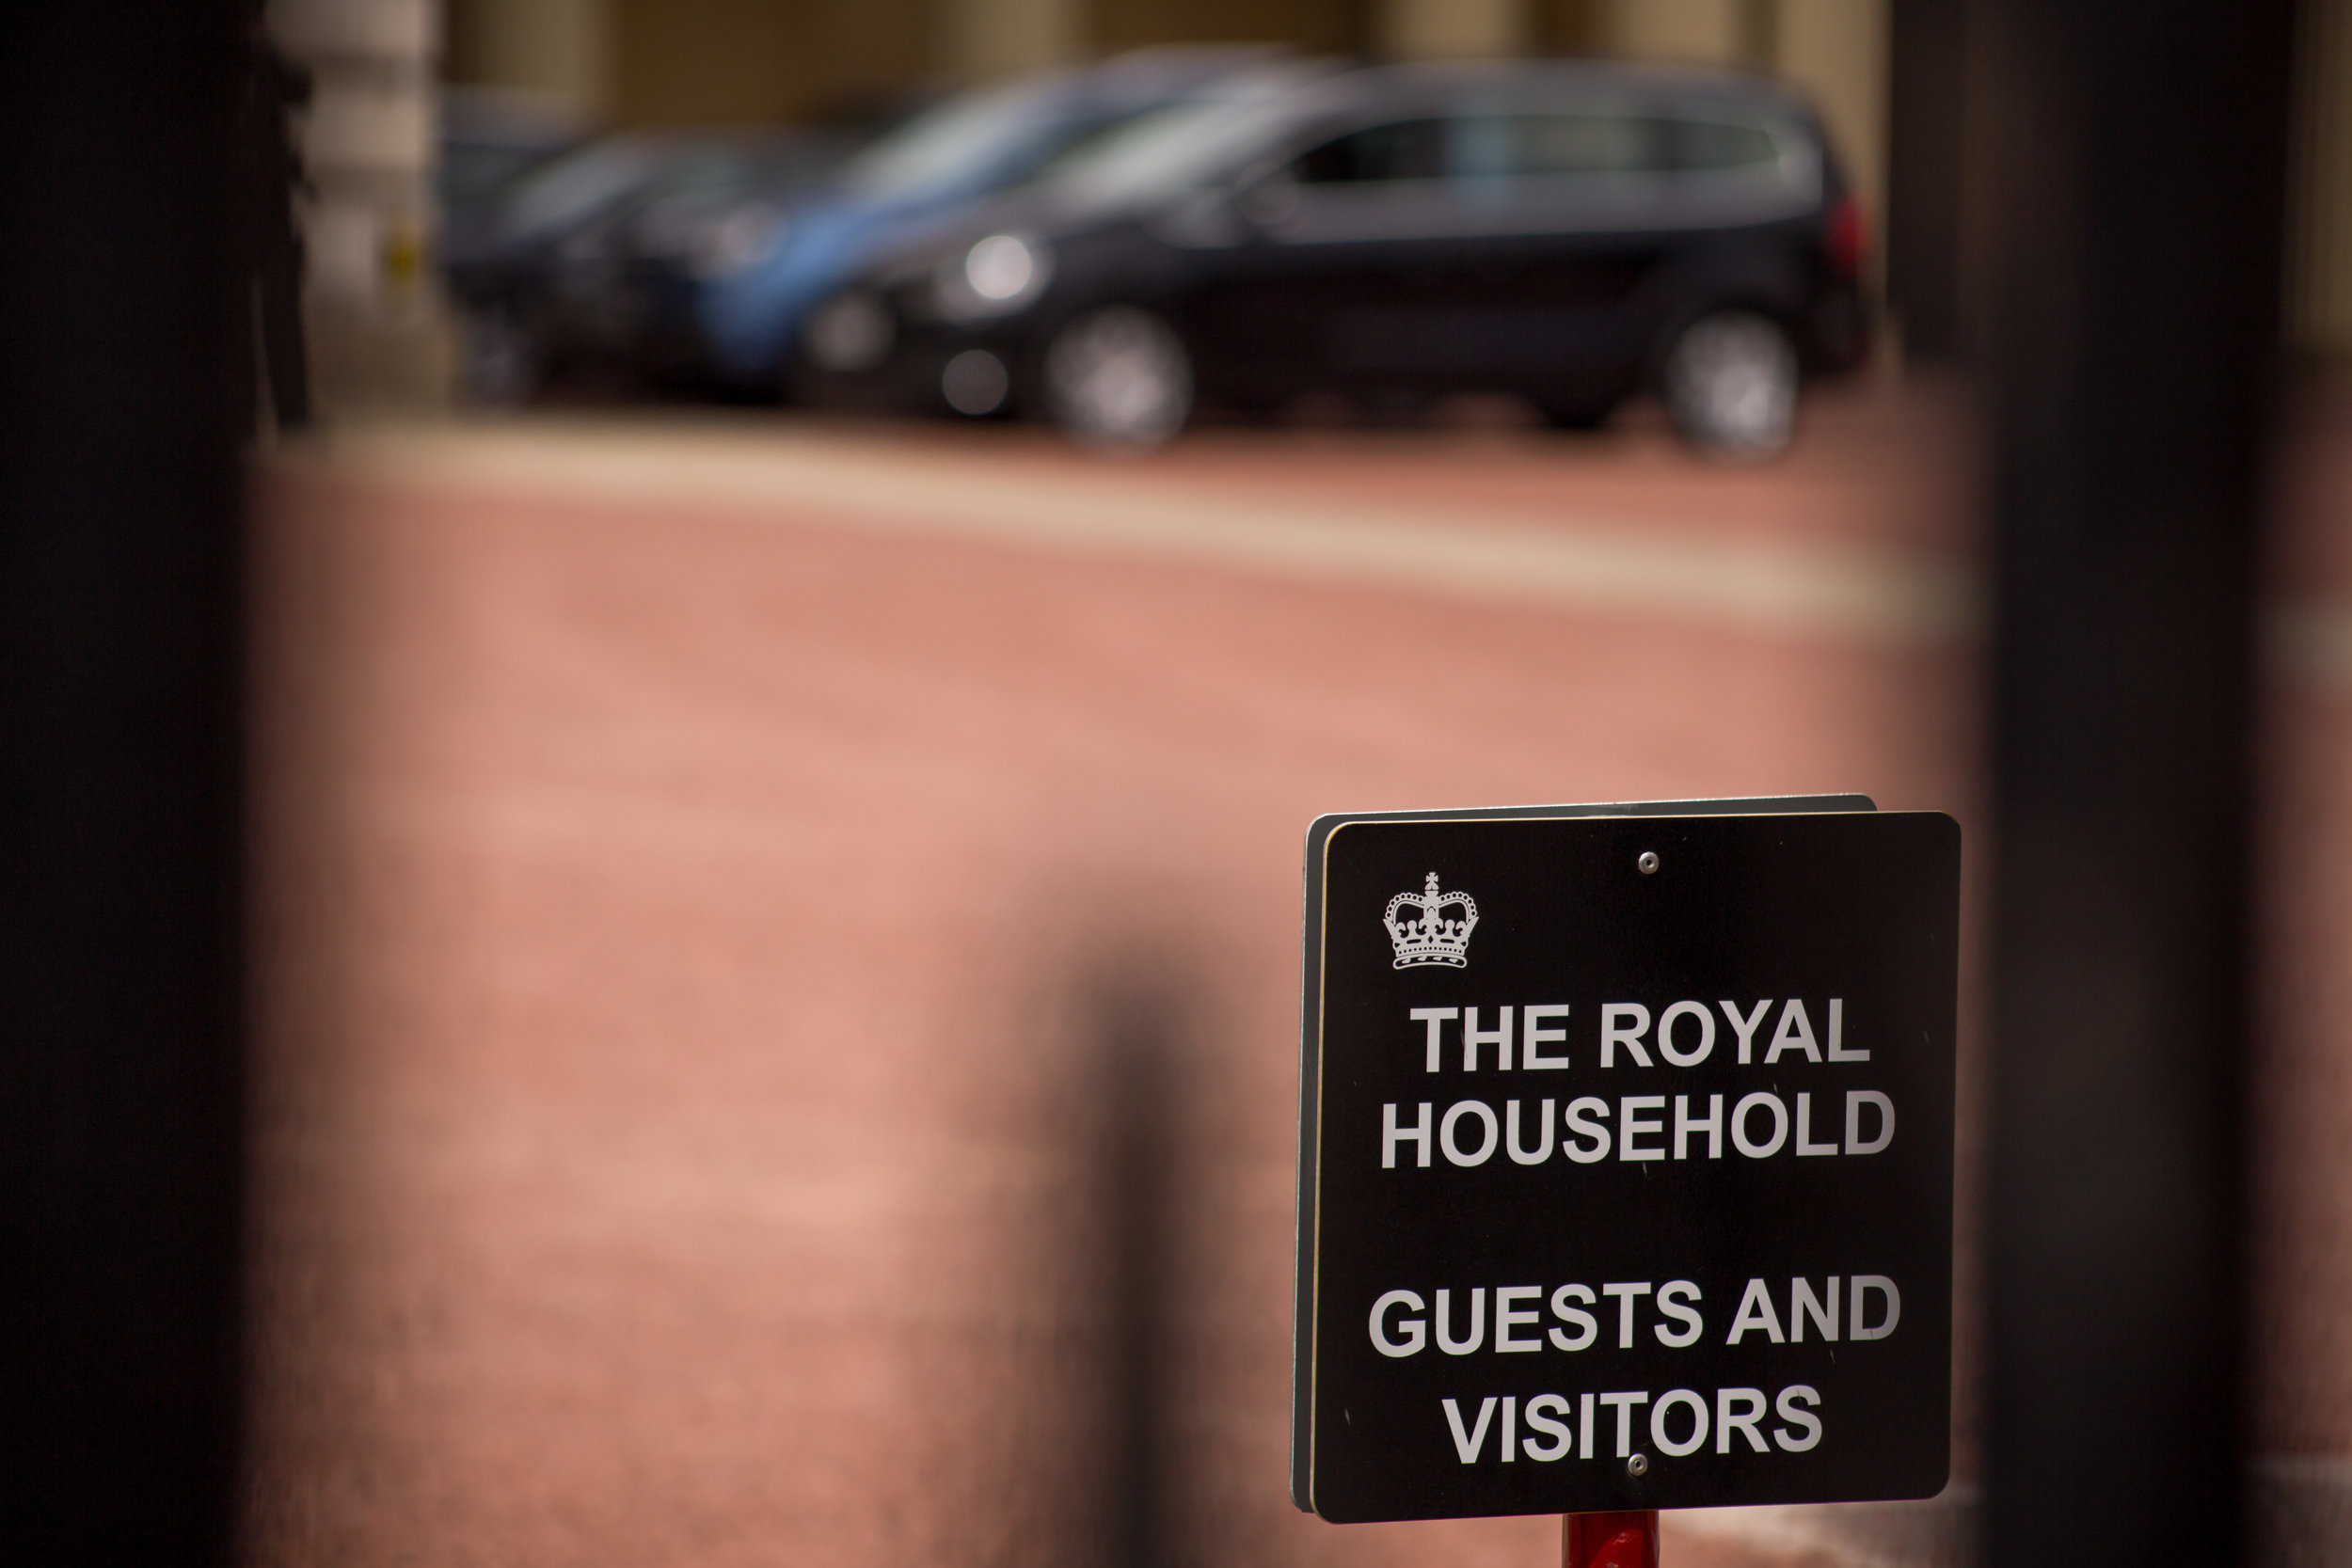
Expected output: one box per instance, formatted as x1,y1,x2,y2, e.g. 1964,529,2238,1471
663,47,1295,397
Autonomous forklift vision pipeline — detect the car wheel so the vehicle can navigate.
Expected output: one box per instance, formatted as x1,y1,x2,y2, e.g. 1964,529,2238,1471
1043,306,1192,450
1661,309,1799,459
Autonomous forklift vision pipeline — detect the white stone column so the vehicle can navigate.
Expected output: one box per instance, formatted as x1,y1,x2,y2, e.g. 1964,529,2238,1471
2293,0,2352,361
273,0,454,411
1377,0,1532,59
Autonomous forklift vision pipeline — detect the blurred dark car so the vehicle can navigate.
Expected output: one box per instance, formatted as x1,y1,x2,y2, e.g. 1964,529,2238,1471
800,60,1871,455
667,46,1308,398
444,128,855,403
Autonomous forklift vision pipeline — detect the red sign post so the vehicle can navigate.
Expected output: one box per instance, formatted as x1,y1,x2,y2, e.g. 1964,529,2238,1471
1563,1510,1659,1568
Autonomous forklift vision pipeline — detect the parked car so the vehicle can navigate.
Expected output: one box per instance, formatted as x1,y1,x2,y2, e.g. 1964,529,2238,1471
797,60,1872,455
443,128,854,403
665,46,1311,398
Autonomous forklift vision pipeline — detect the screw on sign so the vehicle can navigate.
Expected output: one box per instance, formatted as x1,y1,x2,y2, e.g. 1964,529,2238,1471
1291,796,1960,1561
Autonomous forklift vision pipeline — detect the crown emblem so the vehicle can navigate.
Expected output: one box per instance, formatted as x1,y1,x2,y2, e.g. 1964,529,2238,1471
1384,872,1478,969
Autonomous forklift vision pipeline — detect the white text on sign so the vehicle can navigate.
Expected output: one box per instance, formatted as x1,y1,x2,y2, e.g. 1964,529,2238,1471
1367,1276,1902,1357
1433,1386,1825,1465
1382,1000,1892,1168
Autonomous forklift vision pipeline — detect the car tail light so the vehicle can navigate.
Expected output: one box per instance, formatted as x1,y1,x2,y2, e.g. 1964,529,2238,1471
1825,194,1867,278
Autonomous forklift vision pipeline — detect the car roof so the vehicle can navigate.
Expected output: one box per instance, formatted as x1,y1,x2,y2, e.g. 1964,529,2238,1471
1305,57,1820,124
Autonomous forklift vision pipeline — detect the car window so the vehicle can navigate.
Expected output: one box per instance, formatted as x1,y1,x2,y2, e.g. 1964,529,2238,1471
1291,119,1447,184
1672,118,1784,170
440,141,562,210
840,80,1058,200
1036,89,1308,201
654,150,753,196
501,141,666,237
1454,113,1670,179
1002,110,1160,185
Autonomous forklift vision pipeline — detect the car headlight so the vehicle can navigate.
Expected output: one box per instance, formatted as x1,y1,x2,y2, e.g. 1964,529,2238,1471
691,206,787,279
935,232,1052,322
966,234,1036,300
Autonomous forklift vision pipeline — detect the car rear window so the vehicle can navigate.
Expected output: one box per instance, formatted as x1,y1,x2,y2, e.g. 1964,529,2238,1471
1285,109,1793,193
1292,119,1448,183
1459,113,1786,178
1673,118,1784,170
1459,113,1670,177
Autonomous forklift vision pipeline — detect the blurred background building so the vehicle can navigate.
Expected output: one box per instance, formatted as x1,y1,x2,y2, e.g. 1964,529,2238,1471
268,0,2352,415
434,0,1894,274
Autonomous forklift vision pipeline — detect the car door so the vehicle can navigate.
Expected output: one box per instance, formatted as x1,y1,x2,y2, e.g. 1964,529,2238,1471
1437,106,1682,405
1459,107,1822,406
1184,115,1464,399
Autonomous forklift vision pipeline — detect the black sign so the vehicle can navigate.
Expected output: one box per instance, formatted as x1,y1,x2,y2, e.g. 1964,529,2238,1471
1291,798,1959,1524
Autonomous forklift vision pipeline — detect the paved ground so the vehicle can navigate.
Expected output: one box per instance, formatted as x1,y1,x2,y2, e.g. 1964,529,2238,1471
242,388,2352,1567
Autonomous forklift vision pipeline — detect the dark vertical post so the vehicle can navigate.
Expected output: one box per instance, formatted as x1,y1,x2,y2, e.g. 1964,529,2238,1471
1979,2,2296,1565
1092,971,1179,1568
1082,963,1195,1568
1885,0,1969,364
0,1,248,1564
